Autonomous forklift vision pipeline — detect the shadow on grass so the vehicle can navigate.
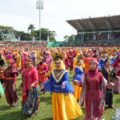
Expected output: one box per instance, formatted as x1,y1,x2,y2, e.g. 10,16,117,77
0,105,11,111
0,110,37,120
115,98,120,104
40,95,51,105
0,110,25,120
41,118,52,120
105,106,110,110
17,91,22,96
81,107,85,113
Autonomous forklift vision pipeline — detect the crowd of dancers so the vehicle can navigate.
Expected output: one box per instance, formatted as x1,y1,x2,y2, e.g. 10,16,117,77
0,43,120,120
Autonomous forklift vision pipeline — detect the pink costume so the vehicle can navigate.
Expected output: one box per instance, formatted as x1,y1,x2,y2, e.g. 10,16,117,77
4,60,18,106
44,52,52,70
22,67,38,104
113,56,120,93
5,53,13,62
80,58,107,120
21,52,28,70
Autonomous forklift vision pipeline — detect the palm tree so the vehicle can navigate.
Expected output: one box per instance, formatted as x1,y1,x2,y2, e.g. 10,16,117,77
33,28,56,41
28,24,35,35
40,28,56,41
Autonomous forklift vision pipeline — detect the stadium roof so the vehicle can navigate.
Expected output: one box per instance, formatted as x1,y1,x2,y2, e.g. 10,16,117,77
67,15,120,32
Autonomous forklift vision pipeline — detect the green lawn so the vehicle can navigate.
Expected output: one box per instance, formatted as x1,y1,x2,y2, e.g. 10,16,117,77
0,75,120,120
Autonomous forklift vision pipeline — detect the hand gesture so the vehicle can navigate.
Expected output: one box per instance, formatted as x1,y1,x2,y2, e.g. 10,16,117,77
73,80,79,85
107,82,115,89
41,84,44,90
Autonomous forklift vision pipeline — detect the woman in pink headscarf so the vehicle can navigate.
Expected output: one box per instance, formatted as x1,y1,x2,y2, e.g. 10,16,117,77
80,58,112,120
21,50,29,71
43,51,52,70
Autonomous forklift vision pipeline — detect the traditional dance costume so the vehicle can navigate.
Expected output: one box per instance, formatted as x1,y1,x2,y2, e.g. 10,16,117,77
44,69,82,120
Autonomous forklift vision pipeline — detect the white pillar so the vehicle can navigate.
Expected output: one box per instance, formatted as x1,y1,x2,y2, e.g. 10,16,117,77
47,35,49,42
32,36,35,42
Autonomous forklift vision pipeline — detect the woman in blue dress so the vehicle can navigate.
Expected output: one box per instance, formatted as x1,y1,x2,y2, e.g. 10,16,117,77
73,55,84,102
43,53,83,120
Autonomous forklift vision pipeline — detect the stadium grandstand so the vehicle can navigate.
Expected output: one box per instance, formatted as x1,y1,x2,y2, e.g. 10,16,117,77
67,15,120,46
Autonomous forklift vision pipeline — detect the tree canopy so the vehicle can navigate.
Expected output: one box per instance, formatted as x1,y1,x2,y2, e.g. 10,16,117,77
0,25,56,41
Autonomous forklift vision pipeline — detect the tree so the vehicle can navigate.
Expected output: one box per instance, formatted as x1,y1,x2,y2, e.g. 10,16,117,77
64,34,76,41
28,24,35,36
64,35,69,41
0,25,56,41
15,31,31,41
0,25,16,41
49,31,56,42
34,28,56,42
0,25,15,34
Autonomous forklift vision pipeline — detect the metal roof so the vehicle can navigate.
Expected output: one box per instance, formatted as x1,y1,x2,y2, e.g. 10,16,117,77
67,15,120,32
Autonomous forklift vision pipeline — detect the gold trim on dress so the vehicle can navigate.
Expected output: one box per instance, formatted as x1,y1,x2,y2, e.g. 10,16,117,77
52,70,66,83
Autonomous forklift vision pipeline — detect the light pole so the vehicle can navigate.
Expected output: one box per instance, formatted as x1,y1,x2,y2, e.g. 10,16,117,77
36,0,43,41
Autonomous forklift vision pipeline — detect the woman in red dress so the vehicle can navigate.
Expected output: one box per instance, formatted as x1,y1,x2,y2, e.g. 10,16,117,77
80,58,107,120
22,58,39,116
4,59,18,107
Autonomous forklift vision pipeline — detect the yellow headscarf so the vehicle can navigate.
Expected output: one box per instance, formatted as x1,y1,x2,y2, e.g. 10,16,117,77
46,52,66,77
73,54,85,69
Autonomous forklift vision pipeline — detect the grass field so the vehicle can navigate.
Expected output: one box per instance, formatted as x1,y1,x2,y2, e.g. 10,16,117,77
0,75,120,120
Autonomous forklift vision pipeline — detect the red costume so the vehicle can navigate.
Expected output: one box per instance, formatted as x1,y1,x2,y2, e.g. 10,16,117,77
22,67,38,103
80,58,107,120
37,62,48,83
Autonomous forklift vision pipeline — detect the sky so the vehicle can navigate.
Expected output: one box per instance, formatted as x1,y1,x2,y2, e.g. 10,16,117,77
0,0,120,41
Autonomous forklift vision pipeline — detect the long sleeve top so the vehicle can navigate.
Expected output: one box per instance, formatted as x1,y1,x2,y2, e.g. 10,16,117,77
73,66,84,82
44,70,74,93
